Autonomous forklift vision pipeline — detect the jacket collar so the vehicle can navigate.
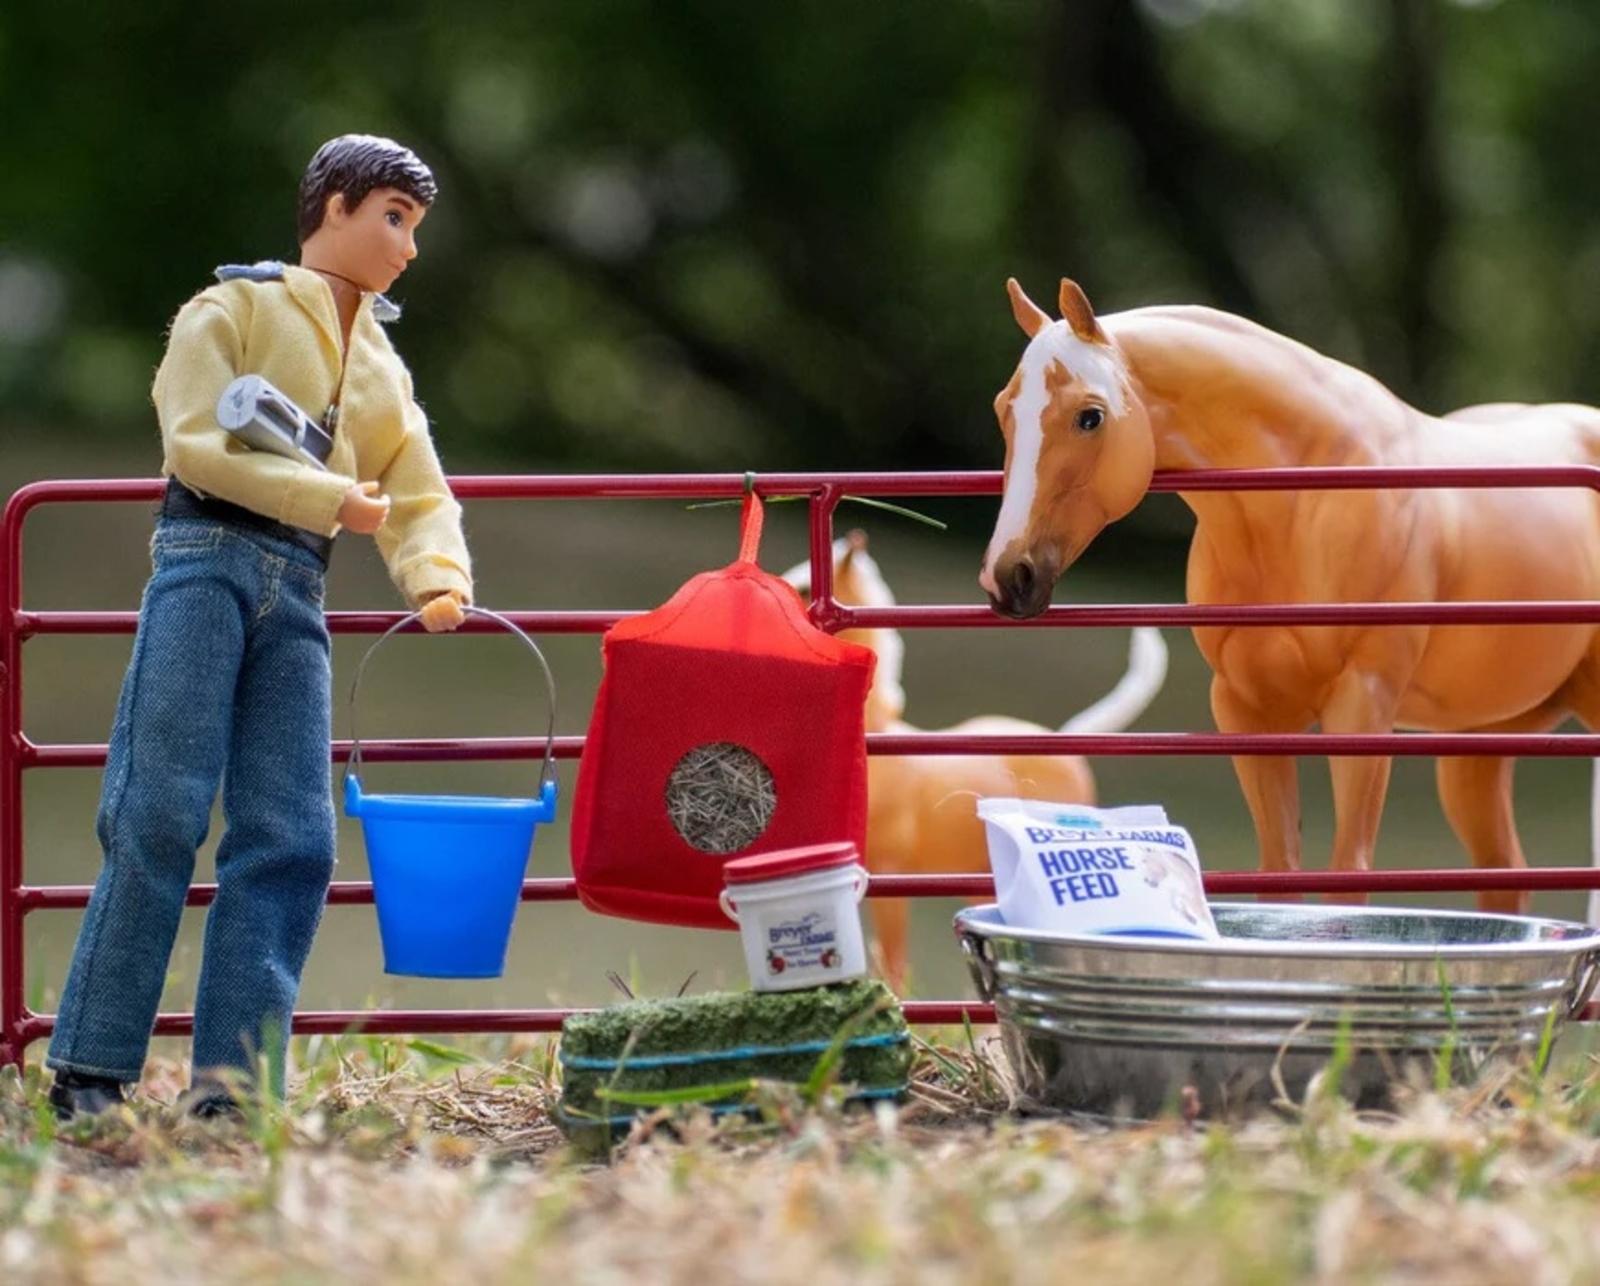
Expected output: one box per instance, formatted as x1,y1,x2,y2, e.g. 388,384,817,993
284,266,401,321
215,261,401,342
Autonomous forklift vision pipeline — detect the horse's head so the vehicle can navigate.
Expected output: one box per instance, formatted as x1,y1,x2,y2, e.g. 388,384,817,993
779,529,891,611
979,277,1154,618
780,530,905,726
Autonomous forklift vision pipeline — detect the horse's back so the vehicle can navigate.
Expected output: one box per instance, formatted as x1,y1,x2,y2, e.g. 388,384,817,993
1383,401,1600,727
865,715,1095,876
1434,401,1600,464
1443,402,1531,426
1420,401,1600,599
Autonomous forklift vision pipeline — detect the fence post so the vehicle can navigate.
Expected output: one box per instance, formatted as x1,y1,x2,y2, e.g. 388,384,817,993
1,489,26,1070
806,483,845,632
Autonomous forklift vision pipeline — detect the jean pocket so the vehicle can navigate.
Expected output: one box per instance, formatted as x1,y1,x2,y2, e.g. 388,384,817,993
283,564,326,607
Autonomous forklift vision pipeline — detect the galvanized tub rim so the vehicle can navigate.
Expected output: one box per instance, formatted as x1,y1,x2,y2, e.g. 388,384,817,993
955,901,1600,963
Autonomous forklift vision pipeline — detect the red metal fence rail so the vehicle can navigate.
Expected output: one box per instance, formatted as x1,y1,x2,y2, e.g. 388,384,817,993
6,466,1600,1068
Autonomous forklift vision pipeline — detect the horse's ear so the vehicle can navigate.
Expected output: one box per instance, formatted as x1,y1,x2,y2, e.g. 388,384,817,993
1006,277,1049,338
840,528,867,568
1059,278,1107,344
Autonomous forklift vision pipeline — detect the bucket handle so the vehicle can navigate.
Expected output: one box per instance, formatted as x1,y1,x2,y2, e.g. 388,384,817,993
960,932,999,1000
343,605,558,798
1568,949,1600,1021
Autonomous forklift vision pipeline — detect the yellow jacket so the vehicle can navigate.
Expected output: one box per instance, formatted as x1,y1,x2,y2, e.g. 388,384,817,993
152,263,472,608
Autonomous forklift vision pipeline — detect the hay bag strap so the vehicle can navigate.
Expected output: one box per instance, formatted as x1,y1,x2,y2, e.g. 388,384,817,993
736,479,763,563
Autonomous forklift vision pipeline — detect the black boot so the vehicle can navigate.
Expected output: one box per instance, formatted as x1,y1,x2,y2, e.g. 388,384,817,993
181,1079,244,1122
47,1070,129,1121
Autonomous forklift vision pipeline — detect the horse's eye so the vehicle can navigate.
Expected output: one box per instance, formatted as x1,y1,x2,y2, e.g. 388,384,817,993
1076,407,1104,431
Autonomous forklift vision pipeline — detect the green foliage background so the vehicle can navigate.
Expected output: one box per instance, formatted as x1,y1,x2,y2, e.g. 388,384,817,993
6,0,1599,486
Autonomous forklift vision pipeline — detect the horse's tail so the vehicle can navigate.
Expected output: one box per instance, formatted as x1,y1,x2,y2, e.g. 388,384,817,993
1058,627,1170,736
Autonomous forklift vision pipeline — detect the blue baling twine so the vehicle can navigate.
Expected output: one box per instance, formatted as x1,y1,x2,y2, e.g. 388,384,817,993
556,1085,908,1130
560,1030,909,1072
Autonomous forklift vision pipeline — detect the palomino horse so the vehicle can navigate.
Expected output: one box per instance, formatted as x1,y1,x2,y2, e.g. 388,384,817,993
980,277,1600,914
784,531,1167,988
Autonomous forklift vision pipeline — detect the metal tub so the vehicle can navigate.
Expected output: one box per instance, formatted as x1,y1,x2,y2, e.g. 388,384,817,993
955,902,1600,1119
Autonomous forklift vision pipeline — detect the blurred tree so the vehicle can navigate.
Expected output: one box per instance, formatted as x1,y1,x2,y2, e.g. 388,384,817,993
2,0,1598,539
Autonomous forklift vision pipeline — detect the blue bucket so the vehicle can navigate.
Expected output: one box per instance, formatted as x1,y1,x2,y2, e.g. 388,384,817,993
343,607,559,979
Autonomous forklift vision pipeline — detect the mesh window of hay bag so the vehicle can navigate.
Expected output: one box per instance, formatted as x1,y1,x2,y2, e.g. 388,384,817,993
570,487,876,928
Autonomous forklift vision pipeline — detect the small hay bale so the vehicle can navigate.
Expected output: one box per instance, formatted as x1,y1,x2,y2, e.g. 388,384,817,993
557,979,910,1144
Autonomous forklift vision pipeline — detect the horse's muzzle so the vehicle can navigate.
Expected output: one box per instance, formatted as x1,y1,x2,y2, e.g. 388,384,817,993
984,553,1055,619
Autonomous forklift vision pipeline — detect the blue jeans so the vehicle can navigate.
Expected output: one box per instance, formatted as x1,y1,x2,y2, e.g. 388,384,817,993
48,515,336,1093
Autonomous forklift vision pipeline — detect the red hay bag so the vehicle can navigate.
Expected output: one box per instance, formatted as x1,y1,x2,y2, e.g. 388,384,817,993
570,493,875,928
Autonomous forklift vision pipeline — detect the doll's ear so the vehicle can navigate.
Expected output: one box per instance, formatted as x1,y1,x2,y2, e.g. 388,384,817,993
1059,278,1108,345
324,192,350,226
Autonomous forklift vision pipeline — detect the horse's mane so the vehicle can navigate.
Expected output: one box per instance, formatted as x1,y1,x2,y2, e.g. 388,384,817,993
1104,301,1416,431
1106,302,1318,353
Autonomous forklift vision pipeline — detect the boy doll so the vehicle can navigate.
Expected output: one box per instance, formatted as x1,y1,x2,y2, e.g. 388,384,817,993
46,134,473,1118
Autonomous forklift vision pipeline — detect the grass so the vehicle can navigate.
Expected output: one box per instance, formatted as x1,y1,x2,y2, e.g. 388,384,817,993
8,1031,1600,1283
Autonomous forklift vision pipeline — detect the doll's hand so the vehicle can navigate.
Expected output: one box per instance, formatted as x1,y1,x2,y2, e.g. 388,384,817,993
418,590,466,633
339,481,391,534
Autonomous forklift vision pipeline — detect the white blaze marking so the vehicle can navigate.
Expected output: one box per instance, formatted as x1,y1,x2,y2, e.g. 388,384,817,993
980,322,1128,592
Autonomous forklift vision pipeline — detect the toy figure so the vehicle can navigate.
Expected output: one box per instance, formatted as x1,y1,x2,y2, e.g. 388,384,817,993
45,135,473,1119
980,277,1600,915
782,532,1167,990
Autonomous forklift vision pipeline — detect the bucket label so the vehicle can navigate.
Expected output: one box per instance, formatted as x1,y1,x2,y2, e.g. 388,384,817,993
979,798,1218,940
765,911,842,976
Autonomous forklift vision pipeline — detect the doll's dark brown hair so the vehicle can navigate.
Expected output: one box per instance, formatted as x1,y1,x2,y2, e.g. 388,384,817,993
296,134,437,244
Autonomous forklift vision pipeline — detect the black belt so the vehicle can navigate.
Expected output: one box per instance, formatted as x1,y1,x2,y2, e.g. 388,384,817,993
161,479,334,566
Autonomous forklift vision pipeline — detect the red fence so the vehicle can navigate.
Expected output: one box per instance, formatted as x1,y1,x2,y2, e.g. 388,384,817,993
7,466,1600,1069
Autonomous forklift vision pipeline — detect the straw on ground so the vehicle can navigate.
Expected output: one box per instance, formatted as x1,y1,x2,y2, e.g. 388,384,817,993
6,1031,1600,1284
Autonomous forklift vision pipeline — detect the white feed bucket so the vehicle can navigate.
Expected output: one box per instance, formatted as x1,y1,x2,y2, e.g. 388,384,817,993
719,842,869,992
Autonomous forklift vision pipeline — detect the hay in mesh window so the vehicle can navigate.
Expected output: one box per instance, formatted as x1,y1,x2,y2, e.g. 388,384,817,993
666,741,777,854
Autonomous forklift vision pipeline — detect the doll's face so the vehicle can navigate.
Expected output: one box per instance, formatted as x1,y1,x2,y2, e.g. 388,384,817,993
319,186,427,293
